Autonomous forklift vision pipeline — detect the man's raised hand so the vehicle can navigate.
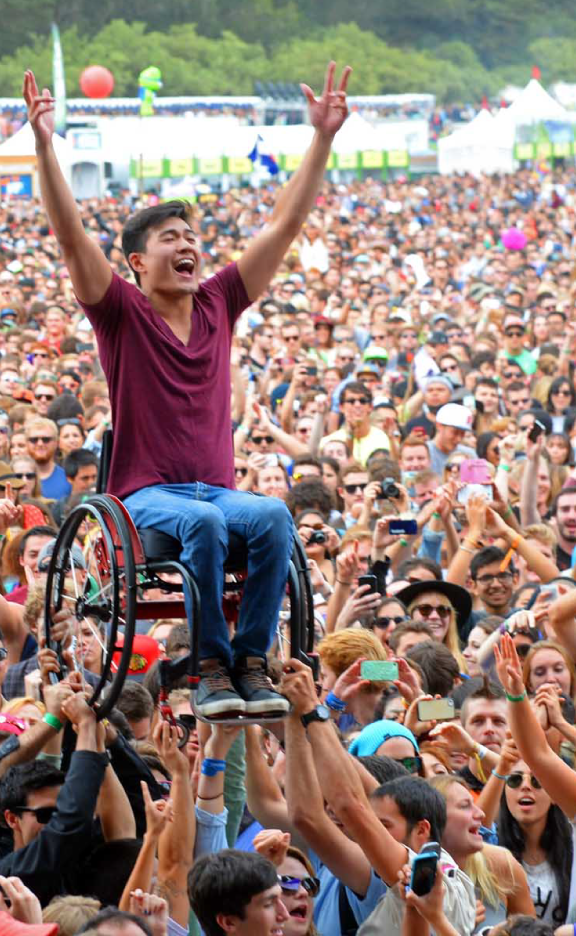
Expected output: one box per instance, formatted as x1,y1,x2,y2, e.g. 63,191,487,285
23,71,55,148
301,61,352,140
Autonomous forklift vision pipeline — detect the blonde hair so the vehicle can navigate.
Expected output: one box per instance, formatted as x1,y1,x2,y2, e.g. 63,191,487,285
24,416,57,440
429,775,515,908
523,523,557,550
406,595,467,674
318,629,387,692
43,896,101,936
3,696,45,717
522,639,576,699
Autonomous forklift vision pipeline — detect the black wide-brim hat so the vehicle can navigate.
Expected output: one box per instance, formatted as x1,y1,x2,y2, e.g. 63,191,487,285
396,579,472,631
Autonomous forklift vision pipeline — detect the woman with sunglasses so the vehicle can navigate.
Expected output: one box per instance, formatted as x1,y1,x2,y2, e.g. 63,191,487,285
396,580,471,674
370,595,408,648
10,456,41,500
545,377,576,434
278,848,320,936
497,760,573,926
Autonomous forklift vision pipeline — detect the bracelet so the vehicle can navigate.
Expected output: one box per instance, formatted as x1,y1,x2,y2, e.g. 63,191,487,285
42,713,63,733
201,758,227,777
325,691,347,712
492,769,508,781
506,691,527,703
237,424,250,433
399,538,408,548
472,751,487,784
460,543,475,554
474,744,488,760
503,504,513,518
336,579,352,586
499,463,511,472
197,791,224,801
464,537,480,550
432,512,441,519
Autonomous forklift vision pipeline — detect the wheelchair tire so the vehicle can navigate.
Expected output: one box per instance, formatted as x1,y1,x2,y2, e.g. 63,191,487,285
44,494,137,719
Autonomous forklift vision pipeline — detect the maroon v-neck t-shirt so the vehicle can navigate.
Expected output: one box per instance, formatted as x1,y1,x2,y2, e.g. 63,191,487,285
79,263,250,499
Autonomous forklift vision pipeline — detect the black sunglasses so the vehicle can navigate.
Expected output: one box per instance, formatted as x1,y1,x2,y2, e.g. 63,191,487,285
375,615,407,628
251,435,274,444
14,472,36,480
278,875,320,897
15,805,56,824
505,772,542,790
344,483,367,494
28,436,54,444
343,396,371,405
235,467,248,477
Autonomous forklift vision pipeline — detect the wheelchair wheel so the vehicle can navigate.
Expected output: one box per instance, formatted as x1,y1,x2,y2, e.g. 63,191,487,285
44,495,137,718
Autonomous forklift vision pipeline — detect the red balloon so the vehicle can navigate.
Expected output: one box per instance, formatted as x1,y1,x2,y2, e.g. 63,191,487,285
80,66,114,99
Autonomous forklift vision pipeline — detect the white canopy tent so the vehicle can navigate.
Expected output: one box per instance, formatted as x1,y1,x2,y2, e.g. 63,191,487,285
495,78,570,128
0,121,73,194
438,109,515,176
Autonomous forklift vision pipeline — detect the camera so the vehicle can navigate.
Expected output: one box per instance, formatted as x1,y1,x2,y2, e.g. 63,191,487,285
308,530,326,545
381,477,400,499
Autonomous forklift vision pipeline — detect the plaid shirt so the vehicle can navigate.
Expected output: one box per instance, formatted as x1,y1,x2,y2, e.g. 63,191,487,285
3,656,99,700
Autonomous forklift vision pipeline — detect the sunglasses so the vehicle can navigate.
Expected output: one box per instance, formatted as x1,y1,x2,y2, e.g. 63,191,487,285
344,483,367,494
235,466,248,477
505,772,542,790
343,397,370,405
278,875,320,897
33,352,50,358
441,364,459,372
505,330,524,337
28,436,55,444
284,335,300,342
251,436,274,445
503,371,520,379
34,393,55,401
374,615,407,628
413,603,452,619
57,418,82,427
395,756,422,774
14,472,36,480
552,389,572,396
15,805,56,824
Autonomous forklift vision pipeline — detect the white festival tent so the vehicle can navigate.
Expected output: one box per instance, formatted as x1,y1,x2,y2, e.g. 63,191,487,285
495,78,571,128
437,108,515,176
0,122,73,193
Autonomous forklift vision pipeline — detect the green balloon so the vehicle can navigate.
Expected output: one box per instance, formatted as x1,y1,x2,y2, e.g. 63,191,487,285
138,66,163,92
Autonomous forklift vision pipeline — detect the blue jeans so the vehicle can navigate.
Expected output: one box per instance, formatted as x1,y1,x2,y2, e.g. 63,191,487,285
123,483,294,668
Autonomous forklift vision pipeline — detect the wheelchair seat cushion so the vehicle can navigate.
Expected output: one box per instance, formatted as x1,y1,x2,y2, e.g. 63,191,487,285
138,527,249,570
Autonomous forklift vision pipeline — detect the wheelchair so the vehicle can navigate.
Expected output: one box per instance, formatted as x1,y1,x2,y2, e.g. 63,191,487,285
43,430,316,727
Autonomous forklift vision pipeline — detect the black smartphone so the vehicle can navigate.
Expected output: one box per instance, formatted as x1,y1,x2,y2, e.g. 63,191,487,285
410,842,441,897
358,574,378,594
306,366,318,377
528,419,546,443
388,518,418,536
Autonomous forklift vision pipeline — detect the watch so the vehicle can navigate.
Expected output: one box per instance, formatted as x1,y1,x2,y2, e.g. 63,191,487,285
301,704,331,729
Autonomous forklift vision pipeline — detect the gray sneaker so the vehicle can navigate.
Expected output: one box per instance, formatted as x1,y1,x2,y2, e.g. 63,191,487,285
233,656,290,715
195,662,246,718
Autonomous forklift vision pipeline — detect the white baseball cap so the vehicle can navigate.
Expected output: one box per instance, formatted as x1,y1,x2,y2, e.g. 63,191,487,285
436,403,473,431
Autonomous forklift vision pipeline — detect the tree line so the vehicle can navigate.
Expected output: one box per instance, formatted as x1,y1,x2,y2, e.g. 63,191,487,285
1,0,575,104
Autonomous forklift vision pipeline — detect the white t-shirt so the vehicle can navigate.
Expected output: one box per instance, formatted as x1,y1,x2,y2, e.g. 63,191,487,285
358,846,477,936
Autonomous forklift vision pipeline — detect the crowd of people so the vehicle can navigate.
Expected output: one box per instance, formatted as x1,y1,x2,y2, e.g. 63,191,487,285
3,62,576,936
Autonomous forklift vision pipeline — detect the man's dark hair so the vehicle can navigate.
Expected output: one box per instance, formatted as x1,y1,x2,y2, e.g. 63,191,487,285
18,524,58,557
76,906,152,936
122,201,194,287
116,682,154,723
370,776,447,844
285,478,333,519
552,483,576,517
292,453,323,472
143,659,188,706
63,449,99,480
475,376,499,391
341,380,373,404
470,351,496,369
166,622,190,657
470,545,515,579
0,761,65,815
506,380,528,395
460,676,506,725
368,455,401,483
494,915,555,936
397,557,442,581
188,849,279,936
47,394,84,422
387,620,433,654
406,640,460,696
355,754,409,785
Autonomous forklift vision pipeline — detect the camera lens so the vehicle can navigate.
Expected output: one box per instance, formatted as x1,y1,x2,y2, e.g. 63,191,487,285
381,477,400,499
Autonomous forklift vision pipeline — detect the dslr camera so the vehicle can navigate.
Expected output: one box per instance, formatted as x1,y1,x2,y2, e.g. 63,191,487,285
380,477,400,499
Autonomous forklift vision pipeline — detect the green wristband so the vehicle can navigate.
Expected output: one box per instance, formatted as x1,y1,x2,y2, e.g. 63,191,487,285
432,512,441,519
503,504,513,518
399,538,409,548
43,713,63,732
505,691,527,703
499,464,511,472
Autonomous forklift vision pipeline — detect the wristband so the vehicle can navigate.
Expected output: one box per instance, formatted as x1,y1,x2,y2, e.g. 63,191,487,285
432,512,441,520
474,744,488,761
197,791,224,801
237,424,250,434
201,757,227,777
325,691,347,712
336,579,352,586
506,691,527,703
43,713,63,733
472,751,487,784
460,543,475,554
399,538,408,548
499,464,511,472
492,769,508,781
503,504,513,518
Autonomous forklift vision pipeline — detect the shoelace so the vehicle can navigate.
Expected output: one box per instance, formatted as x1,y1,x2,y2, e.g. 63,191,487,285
241,668,274,690
201,668,234,692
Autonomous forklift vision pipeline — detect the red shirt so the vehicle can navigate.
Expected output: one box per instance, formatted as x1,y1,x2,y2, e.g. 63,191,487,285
79,264,250,499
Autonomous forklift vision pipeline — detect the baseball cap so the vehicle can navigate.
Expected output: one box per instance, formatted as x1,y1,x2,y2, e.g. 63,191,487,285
0,913,58,936
431,312,451,326
37,539,87,573
356,362,380,378
314,316,334,330
388,310,413,325
363,346,389,362
112,634,162,681
0,309,17,320
436,403,473,431
0,713,27,736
